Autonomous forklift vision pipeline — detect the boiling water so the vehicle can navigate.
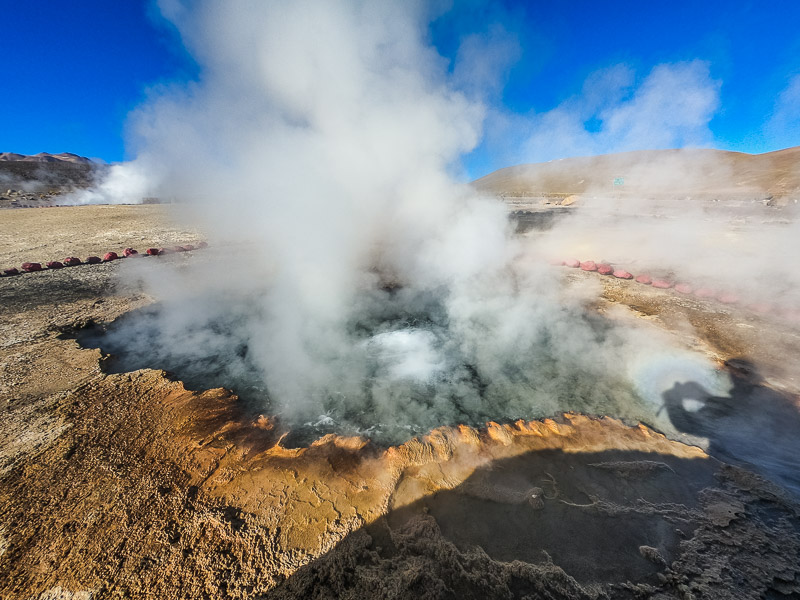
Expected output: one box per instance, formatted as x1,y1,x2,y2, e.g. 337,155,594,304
80,285,728,445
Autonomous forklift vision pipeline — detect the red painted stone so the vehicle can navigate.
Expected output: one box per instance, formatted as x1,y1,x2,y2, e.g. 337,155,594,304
782,309,800,323
747,302,772,314
635,274,652,285
580,261,597,271
694,287,716,299
612,269,633,279
597,263,613,275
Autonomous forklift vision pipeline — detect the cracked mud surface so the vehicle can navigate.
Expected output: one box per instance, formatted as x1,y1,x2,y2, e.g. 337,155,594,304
1,206,799,599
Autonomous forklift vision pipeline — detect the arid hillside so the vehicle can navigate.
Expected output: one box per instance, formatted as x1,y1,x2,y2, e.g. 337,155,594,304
473,146,800,202
0,152,99,207
0,152,93,165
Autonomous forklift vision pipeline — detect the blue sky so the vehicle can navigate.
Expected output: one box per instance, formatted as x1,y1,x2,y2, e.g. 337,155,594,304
2,0,798,178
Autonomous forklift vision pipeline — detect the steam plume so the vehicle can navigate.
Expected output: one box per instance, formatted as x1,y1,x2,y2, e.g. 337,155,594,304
97,0,728,442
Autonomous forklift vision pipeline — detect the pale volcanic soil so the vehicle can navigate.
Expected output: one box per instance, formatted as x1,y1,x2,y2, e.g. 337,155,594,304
0,205,202,268
1,205,800,599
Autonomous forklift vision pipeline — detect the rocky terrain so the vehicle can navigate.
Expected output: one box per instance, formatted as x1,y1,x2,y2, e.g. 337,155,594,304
0,153,98,208
1,204,799,599
0,152,94,165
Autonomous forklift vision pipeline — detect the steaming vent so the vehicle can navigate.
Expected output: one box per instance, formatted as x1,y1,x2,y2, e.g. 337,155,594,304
82,252,729,447
69,0,795,450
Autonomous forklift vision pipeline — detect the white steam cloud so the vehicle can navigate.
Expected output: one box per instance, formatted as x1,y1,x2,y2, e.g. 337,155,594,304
766,74,800,144
485,60,720,168
61,162,154,205
478,58,800,313
94,0,729,443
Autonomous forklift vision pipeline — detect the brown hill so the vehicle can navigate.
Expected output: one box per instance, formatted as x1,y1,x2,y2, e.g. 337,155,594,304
0,151,93,165
473,146,800,201
0,153,99,198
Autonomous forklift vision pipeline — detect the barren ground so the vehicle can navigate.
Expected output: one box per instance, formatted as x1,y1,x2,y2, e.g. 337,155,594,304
0,205,200,267
1,206,799,599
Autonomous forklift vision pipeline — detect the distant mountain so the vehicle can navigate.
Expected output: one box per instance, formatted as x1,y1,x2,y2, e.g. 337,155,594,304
0,152,94,165
472,147,800,202
0,153,100,205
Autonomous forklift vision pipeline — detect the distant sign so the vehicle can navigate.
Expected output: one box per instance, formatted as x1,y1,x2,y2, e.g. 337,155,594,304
613,177,625,186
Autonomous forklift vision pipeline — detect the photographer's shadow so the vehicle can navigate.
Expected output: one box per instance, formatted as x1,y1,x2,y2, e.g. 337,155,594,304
662,359,800,496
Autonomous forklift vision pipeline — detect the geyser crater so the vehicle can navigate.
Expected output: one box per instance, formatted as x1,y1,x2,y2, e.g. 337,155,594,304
77,280,718,447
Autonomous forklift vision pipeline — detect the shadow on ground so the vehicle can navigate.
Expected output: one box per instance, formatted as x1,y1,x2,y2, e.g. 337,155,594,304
265,447,800,599
663,358,800,497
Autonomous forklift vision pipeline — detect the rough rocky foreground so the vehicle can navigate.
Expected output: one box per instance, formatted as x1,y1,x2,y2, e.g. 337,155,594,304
1,207,800,599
